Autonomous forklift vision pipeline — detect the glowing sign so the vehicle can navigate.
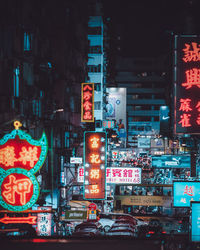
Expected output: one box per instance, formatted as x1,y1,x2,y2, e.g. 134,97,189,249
174,36,200,134
83,132,107,200
191,202,200,242
81,83,94,122
173,181,200,207
0,121,48,211
78,167,141,184
0,215,37,224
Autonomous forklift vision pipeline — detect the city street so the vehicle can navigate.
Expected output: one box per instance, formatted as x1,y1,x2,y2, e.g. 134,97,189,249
1,238,164,250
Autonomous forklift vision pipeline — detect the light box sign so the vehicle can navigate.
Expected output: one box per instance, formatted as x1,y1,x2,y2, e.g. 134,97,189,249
152,154,191,168
174,35,200,134
191,202,200,242
173,181,200,207
78,167,141,184
83,132,107,200
0,121,48,212
81,83,94,123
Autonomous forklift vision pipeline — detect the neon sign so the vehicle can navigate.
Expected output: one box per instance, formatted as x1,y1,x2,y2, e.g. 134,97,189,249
83,132,107,200
174,36,200,134
81,83,94,122
0,215,37,224
173,181,200,207
0,121,48,211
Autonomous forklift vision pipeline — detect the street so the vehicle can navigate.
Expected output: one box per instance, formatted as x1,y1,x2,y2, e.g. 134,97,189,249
2,238,163,250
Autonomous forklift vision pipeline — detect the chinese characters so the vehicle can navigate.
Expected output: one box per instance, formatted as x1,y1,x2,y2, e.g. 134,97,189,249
81,83,94,122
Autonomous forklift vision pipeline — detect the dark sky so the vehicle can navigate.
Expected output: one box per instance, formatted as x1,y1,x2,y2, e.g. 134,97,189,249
103,0,200,57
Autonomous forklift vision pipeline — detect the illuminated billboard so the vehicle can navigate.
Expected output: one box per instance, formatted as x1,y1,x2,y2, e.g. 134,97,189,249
152,154,191,168
81,83,94,122
78,167,141,184
173,181,200,207
83,132,107,200
0,121,48,211
191,202,200,242
174,35,200,134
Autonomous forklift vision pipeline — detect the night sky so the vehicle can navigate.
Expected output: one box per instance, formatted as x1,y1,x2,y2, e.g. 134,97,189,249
103,0,200,57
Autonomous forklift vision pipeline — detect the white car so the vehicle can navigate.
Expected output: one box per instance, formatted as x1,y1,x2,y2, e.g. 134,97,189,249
98,218,115,232
106,224,137,237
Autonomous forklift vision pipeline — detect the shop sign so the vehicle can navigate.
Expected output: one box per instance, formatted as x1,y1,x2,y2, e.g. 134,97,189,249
152,154,191,168
70,157,82,164
78,167,141,184
138,137,151,148
83,132,107,200
173,181,200,207
0,121,48,212
174,35,200,134
191,202,200,242
115,195,171,207
81,83,94,122
65,210,87,220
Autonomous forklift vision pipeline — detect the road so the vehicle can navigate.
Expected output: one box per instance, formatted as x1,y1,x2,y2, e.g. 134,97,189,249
2,238,163,250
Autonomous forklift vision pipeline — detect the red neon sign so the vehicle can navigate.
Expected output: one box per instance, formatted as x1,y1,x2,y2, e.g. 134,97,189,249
0,136,41,171
0,215,37,224
81,83,94,122
175,36,200,134
84,132,106,200
1,173,33,206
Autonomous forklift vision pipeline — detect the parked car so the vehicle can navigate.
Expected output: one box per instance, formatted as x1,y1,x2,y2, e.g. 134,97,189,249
137,219,166,239
71,221,105,238
98,218,115,232
106,223,137,238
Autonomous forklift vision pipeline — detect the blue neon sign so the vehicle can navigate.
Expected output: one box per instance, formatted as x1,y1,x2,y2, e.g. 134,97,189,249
191,202,200,242
173,181,200,207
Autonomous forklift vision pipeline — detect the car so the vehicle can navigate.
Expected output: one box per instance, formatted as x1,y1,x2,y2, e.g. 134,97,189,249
71,221,105,238
98,218,115,232
106,223,137,238
137,219,166,239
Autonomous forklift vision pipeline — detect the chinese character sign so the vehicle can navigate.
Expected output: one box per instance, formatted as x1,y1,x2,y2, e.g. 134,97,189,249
81,83,94,122
36,212,52,236
174,36,200,134
84,132,107,200
0,121,48,211
173,181,200,207
78,167,141,184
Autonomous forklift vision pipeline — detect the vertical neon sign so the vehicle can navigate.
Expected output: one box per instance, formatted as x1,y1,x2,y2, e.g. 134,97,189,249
174,35,200,134
83,132,107,200
81,83,94,122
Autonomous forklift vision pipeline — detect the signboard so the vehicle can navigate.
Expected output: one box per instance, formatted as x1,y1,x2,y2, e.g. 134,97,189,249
78,167,141,184
138,137,151,148
0,121,48,211
191,202,200,242
36,212,52,236
65,210,87,221
152,155,191,168
173,181,200,207
102,120,115,129
106,167,141,184
70,157,82,164
115,195,171,207
81,83,94,122
83,132,107,200
174,35,200,134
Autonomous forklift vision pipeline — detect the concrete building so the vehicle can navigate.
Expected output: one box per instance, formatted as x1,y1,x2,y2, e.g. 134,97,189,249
110,56,169,151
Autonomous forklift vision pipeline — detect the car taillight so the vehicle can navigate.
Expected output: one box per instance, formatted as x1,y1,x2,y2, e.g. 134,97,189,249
162,231,166,234
148,231,155,234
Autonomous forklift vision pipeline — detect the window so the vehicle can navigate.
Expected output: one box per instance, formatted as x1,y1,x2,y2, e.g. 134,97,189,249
24,32,32,51
89,46,102,54
94,83,101,91
13,67,20,97
32,99,41,117
88,26,102,35
88,64,101,73
94,101,101,110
